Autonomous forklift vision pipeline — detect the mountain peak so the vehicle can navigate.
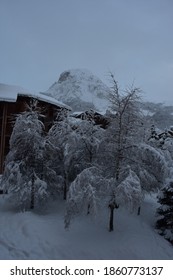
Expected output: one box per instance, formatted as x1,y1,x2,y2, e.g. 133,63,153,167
58,69,94,83
45,69,111,113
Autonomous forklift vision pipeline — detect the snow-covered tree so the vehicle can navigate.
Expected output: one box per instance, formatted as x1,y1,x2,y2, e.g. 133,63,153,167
148,124,173,148
148,124,173,186
115,168,143,213
100,74,144,181
65,166,143,232
2,106,49,210
47,113,79,200
133,143,168,192
156,181,173,245
64,167,103,228
48,110,104,200
74,116,103,168
64,168,117,231
63,76,164,230
105,168,143,231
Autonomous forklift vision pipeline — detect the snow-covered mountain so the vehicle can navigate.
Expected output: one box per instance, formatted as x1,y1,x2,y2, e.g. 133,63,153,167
44,69,111,113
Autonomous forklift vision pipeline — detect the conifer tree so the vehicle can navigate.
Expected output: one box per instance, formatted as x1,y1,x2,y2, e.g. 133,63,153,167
156,181,173,245
2,104,49,210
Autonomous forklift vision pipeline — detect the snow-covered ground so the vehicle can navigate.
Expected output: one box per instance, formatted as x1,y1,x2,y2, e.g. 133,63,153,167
0,193,173,260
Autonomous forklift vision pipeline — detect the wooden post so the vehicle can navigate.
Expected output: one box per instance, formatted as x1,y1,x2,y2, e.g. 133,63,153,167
0,103,8,174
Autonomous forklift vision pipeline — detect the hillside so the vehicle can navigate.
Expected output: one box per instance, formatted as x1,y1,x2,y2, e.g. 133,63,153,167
43,69,111,113
141,101,173,130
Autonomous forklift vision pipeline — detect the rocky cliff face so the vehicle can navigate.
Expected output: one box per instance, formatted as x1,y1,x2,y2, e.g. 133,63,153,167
44,69,111,113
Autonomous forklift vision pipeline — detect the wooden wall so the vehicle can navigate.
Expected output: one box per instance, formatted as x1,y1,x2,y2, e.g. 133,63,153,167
0,96,59,174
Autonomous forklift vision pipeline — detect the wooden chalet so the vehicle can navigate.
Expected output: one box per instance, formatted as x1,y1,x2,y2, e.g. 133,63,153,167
0,83,71,174
70,109,110,129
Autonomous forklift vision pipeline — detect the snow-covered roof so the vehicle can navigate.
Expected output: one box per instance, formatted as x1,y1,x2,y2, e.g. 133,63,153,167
0,83,71,110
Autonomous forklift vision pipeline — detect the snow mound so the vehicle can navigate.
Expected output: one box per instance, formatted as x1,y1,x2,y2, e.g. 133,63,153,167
44,69,111,113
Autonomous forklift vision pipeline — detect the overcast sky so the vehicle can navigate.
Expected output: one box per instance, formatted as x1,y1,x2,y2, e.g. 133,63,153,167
0,0,173,103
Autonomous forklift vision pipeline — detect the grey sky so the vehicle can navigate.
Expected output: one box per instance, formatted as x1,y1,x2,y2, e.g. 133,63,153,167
0,0,173,103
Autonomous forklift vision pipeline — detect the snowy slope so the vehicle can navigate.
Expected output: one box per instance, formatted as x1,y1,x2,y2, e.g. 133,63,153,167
0,194,173,260
44,69,111,113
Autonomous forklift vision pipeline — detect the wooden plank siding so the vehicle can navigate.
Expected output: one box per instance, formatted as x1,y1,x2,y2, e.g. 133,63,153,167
0,95,61,174
0,102,8,173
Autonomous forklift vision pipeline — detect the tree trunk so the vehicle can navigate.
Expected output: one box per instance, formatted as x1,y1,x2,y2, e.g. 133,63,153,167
63,171,68,200
108,200,119,231
109,206,114,232
63,181,67,200
30,175,35,210
87,204,90,215
137,206,141,215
